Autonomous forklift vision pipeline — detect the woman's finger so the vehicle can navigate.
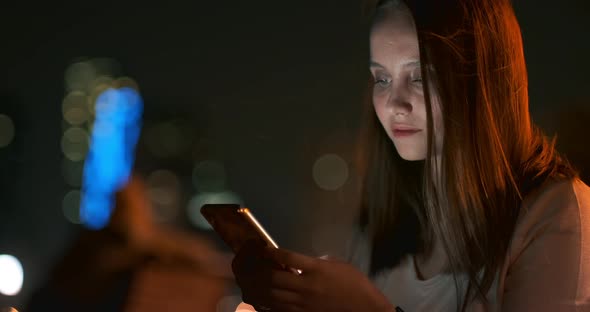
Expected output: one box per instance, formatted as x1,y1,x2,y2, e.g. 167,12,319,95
264,247,317,273
266,268,308,293
267,287,306,307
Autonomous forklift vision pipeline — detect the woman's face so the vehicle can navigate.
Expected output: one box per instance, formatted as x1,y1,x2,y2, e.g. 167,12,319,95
370,6,443,161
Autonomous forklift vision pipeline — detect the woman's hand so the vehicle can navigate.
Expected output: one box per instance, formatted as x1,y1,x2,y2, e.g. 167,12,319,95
231,241,395,312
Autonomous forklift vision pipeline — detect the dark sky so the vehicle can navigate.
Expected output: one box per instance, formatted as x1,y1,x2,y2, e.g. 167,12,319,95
0,0,589,307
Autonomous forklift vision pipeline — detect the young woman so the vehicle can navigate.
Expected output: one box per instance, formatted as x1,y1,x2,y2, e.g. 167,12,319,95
231,0,590,311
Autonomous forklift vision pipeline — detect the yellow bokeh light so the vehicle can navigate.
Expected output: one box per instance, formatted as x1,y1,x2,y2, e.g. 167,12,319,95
312,154,349,191
62,190,82,224
0,114,15,148
146,170,181,223
88,75,115,98
87,80,114,118
61,158,84,187
61,127,89,161
216,295,249,312
114,76,139,90
235,302,257,312
62,91,89,126
64,61,97,92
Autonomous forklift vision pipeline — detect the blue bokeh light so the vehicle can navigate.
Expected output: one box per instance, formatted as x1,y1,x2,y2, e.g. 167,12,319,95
80,87,143,230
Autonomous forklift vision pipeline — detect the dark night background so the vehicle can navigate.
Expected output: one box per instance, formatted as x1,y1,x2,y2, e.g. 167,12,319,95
0,0,589,309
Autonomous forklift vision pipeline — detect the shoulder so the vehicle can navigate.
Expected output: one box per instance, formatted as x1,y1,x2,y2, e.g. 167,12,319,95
509,178,589,274
507,178,588,268
500,179,590,310
515,178,589,235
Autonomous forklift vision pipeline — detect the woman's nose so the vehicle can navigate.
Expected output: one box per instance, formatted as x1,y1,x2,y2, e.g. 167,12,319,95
386,87,413,116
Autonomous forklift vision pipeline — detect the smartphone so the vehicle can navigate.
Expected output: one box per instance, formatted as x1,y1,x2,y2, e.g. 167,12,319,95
200,204,301,274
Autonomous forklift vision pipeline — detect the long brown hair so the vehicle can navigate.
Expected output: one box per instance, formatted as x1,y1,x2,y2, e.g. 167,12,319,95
356,0,577,310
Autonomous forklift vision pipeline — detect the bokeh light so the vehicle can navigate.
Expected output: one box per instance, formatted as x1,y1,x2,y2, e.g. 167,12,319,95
0,254,24,296
312,154,349,191
62,91,89,126
144,122,187,158
87,76,115,101
0,307,19,312
234,302,256,312
187,191,244,230
192,160,227,193
114,76,140,90
61,158,84,187
88,80,115,117
61,127,89,161
81,87,143,230
0,114,15,148
216,295,244,312
64,61,97,92
62,190,82,224
88,58,119,79
65,58,120,93
146,170,181,222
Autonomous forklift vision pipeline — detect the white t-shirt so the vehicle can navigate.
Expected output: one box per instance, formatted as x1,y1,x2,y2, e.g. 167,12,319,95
345,179,590,311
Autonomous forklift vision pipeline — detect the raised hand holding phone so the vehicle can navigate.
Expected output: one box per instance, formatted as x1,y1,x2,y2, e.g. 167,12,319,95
200,204,301,275
232,243,395,312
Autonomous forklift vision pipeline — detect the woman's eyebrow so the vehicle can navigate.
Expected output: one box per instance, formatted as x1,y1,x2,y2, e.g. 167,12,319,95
369,60,421,68
402,60,421,68
369,61,385,68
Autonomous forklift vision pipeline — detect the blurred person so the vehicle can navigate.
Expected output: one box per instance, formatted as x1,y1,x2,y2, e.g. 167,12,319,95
231,0,590,311
26,174,233,312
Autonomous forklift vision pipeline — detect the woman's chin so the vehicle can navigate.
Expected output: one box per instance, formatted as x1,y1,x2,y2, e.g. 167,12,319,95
396,149,426,161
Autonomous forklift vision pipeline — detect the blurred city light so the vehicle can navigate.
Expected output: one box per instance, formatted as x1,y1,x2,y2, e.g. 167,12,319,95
146,170,181,222
61,158,84,187
62,91,89,126
80,87,143,230
88,81,115,117
0,114,15,148
192,160,227,193
87,76,115,100
216,295,243,312
88,58,120,78
0,254,23,296
62,190,82,224
61,127,89,161
144,122,187,158
114,76,140,90
65,58,119,93
64,61,98,92
234,302,256,312
312,153,349,191
187,191,244,230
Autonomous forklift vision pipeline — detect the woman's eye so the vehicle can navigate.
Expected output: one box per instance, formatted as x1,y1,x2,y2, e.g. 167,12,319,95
375,78,391,87
410,68,424,86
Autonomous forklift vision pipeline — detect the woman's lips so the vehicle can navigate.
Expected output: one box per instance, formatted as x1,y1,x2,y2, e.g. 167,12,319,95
392,128,422,138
